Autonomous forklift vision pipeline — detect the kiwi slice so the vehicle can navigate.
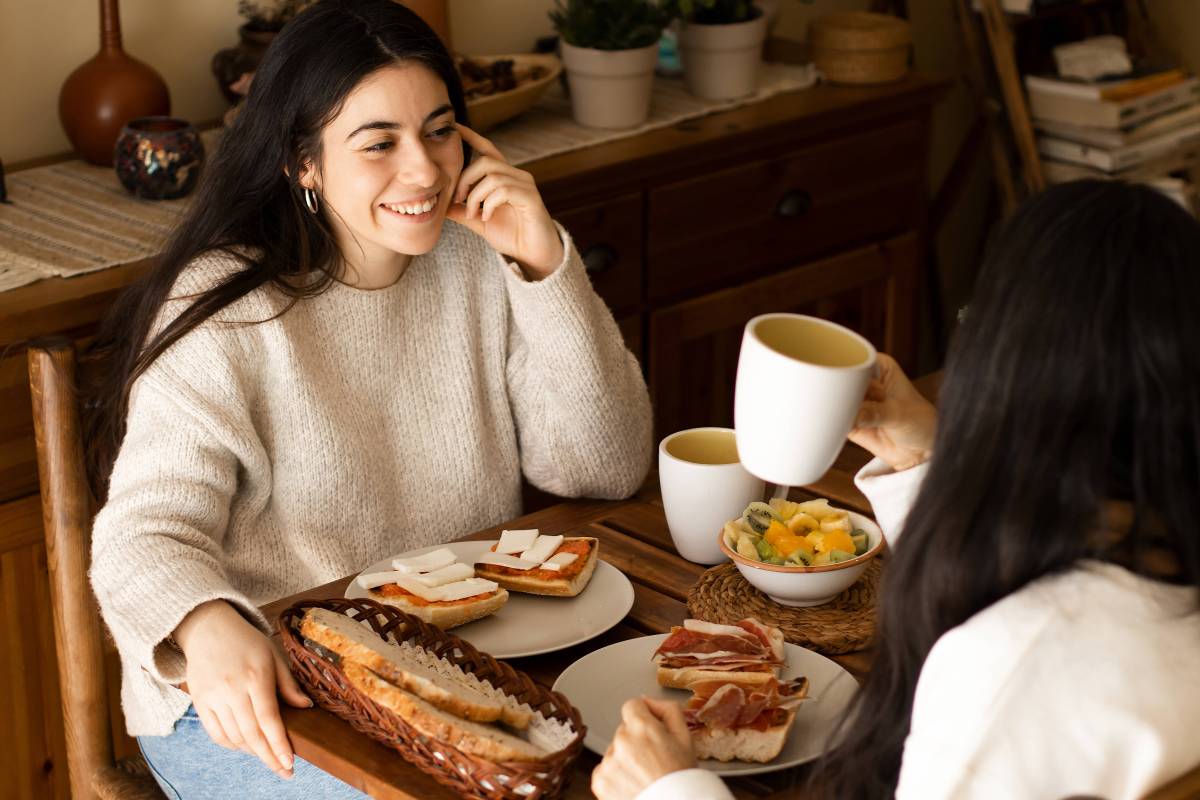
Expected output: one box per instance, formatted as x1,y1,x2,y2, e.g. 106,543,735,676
829,549,857,563
744,501,782,521
745,512,771,534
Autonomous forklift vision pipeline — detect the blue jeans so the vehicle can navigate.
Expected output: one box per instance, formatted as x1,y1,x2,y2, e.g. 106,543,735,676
137,705,368,799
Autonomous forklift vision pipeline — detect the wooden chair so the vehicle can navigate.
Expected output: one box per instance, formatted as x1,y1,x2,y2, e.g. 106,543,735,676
28,339,162,799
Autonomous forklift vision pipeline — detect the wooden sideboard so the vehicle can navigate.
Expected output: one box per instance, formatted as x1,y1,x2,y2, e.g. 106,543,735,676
0,74,945,799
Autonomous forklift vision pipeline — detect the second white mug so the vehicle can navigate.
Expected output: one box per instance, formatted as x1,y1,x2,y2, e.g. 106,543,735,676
734,313,877,487
659,427,765,565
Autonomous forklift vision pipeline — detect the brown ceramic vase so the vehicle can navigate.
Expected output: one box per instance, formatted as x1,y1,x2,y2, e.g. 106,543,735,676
59,0,171,166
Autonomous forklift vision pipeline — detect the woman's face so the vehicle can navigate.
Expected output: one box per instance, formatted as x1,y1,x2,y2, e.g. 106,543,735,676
303,61,463,281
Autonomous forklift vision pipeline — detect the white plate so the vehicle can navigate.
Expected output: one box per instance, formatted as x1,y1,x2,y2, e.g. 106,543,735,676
552,634,859,777
346,541,634,659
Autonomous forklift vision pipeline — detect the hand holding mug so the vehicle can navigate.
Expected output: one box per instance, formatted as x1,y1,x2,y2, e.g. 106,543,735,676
848,353,937,472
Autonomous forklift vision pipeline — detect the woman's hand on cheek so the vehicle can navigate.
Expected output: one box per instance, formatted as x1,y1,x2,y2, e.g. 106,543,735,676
446,123,563,280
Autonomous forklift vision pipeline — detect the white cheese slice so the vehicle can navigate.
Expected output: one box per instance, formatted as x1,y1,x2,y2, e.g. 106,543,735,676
520,534,564,565
356,570,409,590
540,561,562,572
436,578,500,602
476,551,540,571
389,575,498,603
392,548,457,574
545,552,578,568
495,529,539,554
413,562,475,587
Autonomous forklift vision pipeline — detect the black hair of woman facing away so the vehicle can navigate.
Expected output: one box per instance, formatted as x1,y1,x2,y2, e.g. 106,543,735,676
817,180,1200,798
81,0,470,498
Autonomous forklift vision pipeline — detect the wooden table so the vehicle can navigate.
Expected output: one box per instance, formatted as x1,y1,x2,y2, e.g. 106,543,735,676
260,436,892,800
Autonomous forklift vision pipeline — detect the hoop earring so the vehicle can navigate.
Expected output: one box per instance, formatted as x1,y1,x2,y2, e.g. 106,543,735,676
303,187,319,214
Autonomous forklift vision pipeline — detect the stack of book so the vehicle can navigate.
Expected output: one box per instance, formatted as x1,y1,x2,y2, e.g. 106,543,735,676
1026,68,1200,185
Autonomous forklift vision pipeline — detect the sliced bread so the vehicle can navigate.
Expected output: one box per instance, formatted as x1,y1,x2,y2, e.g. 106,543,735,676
342,661,550,764
692,710,795,763
299,607,530,729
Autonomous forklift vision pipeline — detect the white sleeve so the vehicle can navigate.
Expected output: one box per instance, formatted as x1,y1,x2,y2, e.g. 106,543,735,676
635,769,735,800
853,457,929,547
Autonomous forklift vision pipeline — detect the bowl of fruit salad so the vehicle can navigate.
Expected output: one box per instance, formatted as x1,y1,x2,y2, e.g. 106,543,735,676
717,497,884,607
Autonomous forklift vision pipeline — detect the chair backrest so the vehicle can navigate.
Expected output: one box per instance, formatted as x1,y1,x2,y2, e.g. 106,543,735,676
28,339,113,800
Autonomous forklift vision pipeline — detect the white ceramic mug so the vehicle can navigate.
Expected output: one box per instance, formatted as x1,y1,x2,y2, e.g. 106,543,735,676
658,427,765,565
734,314,877,487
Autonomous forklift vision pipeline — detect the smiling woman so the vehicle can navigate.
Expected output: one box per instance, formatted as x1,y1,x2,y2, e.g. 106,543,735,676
79,1,652,797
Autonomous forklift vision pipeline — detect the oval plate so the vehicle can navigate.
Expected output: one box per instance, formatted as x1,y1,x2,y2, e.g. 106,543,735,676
552,633,859,776
346,540,634,659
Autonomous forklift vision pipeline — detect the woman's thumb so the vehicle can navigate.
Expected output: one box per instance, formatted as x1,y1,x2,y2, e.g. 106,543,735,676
274,652,313,708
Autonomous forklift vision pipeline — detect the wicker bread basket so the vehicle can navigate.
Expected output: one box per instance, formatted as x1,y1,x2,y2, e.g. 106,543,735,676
279,598,586,800
810,11,911,85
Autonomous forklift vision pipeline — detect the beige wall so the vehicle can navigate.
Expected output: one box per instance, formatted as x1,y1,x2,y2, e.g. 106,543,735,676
1,0,243,164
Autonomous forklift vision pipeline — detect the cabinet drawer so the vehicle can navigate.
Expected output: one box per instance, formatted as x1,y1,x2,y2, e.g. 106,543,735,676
647,120,924,302
555,192,644,314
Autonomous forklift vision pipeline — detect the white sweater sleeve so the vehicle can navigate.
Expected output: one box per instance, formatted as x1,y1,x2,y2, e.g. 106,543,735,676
89,325,270,686
853,456,929,547
500,222,653,499
635,769,735,800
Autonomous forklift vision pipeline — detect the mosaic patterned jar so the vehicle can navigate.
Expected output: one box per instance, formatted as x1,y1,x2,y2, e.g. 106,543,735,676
114,117,204,200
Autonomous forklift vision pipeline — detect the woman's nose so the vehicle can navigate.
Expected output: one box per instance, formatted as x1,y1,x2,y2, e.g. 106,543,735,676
395,139,440,187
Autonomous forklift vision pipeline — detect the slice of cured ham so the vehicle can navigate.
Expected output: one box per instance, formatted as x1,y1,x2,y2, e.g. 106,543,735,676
683,676,810,731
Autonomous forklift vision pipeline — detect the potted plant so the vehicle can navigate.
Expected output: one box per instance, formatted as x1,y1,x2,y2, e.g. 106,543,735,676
212,1,314,104
665,0,769,100
549,0,671,129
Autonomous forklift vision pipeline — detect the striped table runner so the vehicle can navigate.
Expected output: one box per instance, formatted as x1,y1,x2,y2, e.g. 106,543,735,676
0,63,816,294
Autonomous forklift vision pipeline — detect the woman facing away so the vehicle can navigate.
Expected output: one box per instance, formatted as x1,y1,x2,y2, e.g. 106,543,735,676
593,180,1200,800
84,1,652,796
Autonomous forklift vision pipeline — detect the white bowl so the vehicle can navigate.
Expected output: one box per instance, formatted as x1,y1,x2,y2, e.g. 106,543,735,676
717,510,884,607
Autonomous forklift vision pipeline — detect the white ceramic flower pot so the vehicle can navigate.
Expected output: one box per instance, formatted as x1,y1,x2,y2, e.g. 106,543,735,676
560,41,659,129
678,12,768,100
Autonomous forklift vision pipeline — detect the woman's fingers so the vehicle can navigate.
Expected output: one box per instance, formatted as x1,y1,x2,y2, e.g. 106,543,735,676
461,173,506,219
642,697,691,744
455,159,530,206
453,122,506,163
213,705,246,751
249,675,295,774
196,703,236,750
480,184,518,222
273,649,313,709
854,400,883,429
230,695,290,777
620,697,653,729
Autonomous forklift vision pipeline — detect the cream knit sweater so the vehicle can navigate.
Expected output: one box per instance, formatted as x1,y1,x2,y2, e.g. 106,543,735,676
89,220,652,736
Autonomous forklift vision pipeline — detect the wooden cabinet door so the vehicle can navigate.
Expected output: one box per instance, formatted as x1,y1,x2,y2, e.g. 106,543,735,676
552,192,644,316
648,233,918,440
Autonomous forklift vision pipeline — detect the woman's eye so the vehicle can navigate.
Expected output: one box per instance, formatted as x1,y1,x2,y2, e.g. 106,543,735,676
365,140,393,153
428,126,454,140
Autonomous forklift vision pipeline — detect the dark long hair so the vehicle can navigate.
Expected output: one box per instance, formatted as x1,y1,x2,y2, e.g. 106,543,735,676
817,181,1200,797
82,0,469,498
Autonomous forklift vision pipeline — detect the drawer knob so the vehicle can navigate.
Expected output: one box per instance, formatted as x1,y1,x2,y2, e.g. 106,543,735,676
775,190,813,218
582,243,619,275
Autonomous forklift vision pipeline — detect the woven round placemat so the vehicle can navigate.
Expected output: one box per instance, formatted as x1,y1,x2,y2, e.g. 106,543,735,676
687,560,882,656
